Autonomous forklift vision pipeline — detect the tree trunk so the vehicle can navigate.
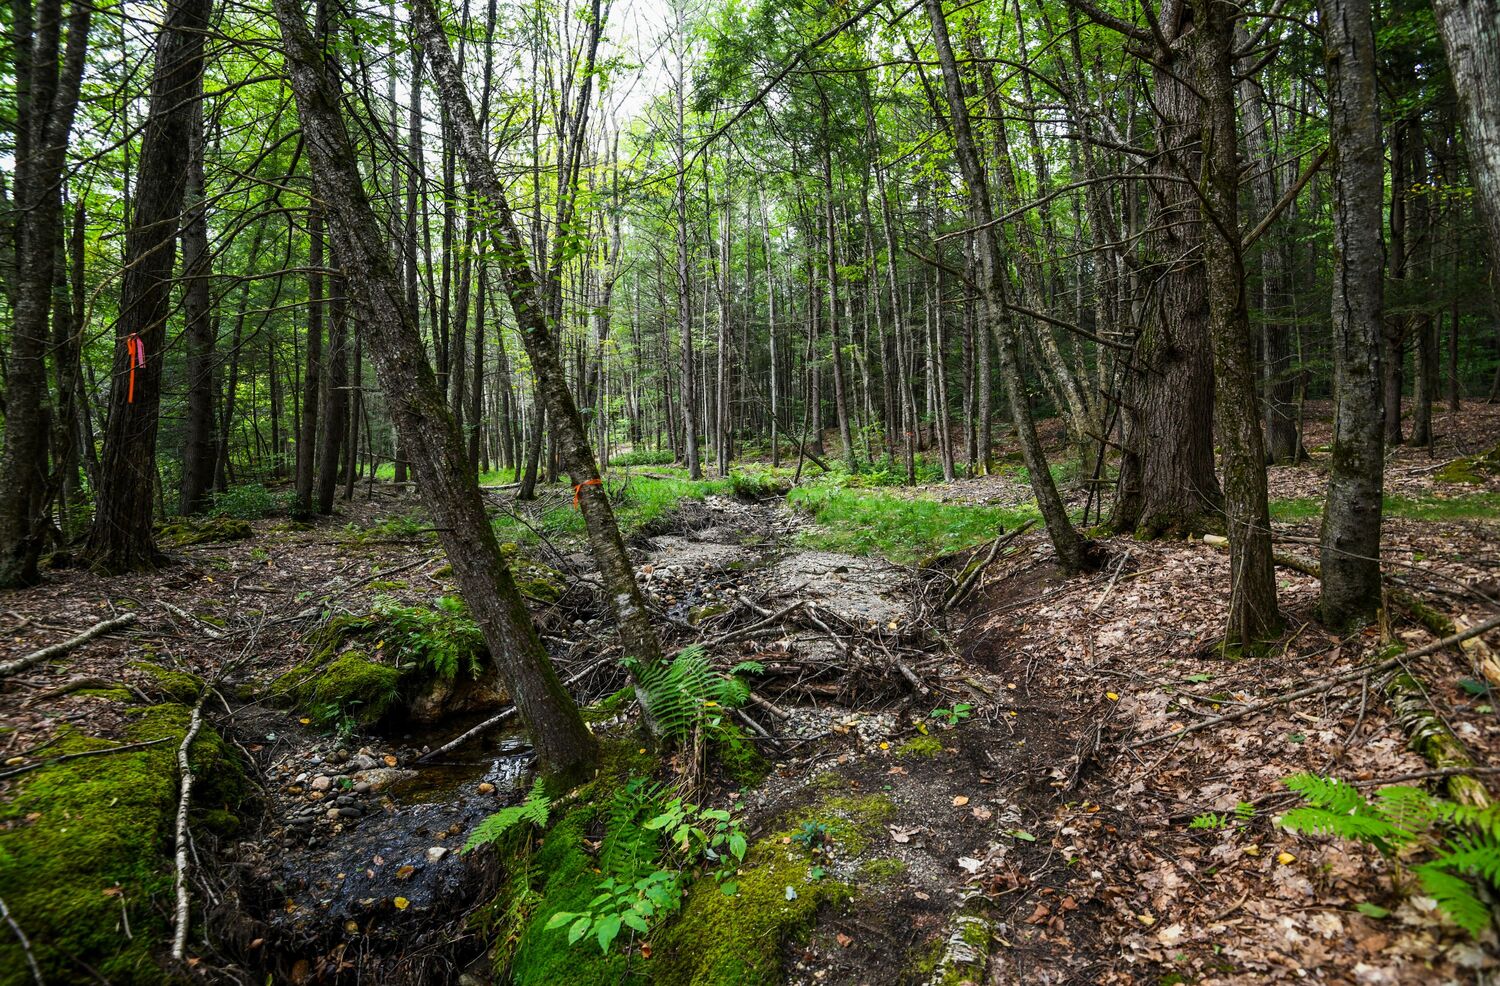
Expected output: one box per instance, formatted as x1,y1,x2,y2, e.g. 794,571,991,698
179,96,216,515
1194,0,1281,644
274,0,596,780
1112,3,1222,537
1431,0,1500,309
414,0,670,693
0,0,91,586
924,0,1095,574
85,0,210,573
1318,0,1386,629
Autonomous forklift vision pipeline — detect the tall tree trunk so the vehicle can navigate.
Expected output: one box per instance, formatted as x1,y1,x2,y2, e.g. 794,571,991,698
179,97,216,515
274,0,596,780
1431,0,1500,314
316,263,348,512
294,210,324,516
1318,0,1386,629
85,0,210,573
0,0,91,586
415,0,670,703
1194,0,1281,643
1112,0,1222,537
925,0,1095,573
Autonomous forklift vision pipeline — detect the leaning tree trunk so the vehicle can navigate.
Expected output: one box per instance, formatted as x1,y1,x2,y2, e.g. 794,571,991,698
85,0,210,573
0,0,91,587
273,0,596,780
1318,0,1387,629
924,0,1095,574
1430,0,1500,318
1194,0,1281,644
413,0,671,684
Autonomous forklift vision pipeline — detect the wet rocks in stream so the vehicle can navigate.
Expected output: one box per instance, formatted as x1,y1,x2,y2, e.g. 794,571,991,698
248,732,534,974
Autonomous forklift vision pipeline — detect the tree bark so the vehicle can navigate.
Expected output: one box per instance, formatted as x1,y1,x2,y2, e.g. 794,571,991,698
0,0,91,586
178,96,216,515
273,0,596,779
413,0,671,689
85,0,210,573
1193,0,1281,643
1318,0,1387,629
924,0,1095,574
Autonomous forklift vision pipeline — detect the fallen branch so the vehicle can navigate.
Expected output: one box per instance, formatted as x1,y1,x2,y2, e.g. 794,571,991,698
1127,613,1500,750
416,654,615,763
171,698,206,961
701,599,805,649
0,736,173,781
0,896,43,986
942,520,1035,612
0,612,138,679
158,600,223,640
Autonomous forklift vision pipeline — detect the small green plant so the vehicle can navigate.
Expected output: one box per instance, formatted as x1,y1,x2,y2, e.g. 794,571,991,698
208,483,287,520
1277,773,1500,936
610,449,676,467
544,791,750,955
464,778,552,852
624,645,762,746
929,703,973,727
1189,801,1256,830
546,869,681,953
371,594,485,680
790,821,831,853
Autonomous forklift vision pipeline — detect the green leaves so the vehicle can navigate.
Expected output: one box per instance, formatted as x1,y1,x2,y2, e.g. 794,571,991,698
1277,772,1500,938
462,778,551,853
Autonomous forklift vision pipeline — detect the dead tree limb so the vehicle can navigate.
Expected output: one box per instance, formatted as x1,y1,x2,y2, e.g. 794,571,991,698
1127,613,1500,749
942,520,1035,612
0,896,43,986
0,612,138,678
171,697,205,961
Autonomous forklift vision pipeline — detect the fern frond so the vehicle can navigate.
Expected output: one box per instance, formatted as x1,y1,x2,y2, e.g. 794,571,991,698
1415,863,1494,937
1437,832,1500,886
1283,773,1369,815
1279,806,1409,852
463,778,551,852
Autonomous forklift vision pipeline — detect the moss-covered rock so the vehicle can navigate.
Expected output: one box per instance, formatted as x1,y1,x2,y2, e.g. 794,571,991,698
858,857,908,883
277,600,507,728
653,823,855,985
277,651,401,728
0,704,247,985
155,517,253,546
1435,444,1500,486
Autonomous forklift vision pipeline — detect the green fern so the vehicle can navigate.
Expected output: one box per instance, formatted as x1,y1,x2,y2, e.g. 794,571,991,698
599,778,668,880
372,594,486,681
464,778,552,852
624,646,759,743
1278,773,1500,937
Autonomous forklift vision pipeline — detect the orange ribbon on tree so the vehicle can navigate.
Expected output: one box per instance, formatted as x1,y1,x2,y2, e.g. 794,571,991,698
125,333,146,403
573,477,602,508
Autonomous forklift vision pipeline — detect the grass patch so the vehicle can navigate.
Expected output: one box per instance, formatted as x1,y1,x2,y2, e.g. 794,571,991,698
1270,492,1500,524
787,482,1040,564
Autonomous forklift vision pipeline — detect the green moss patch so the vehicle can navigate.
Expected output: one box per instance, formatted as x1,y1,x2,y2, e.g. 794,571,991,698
275,650,401,728
0,704,247,984
653,834,852,986
133,663,205,703
1435,444,1500,485
858,857,908,883
155,517,253,547
896,734,945,758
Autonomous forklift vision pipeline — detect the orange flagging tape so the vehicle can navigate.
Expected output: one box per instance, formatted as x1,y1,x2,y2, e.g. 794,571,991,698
573,477,603,508
125,333,146,403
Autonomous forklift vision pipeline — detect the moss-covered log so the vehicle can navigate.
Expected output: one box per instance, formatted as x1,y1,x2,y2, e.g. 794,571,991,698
0,704,247,984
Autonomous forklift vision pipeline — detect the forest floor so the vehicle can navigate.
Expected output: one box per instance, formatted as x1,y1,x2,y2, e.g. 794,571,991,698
1,401,1498,985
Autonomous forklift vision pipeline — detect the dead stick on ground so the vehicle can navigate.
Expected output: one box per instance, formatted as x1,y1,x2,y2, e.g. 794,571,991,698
0,737,173,781
943,520,1035,612
0,896,42,985
0,612,138,679
416,654,615,763
171,697,205,961
702,600,804,649
1127,614,1500,749
157,601,223,640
